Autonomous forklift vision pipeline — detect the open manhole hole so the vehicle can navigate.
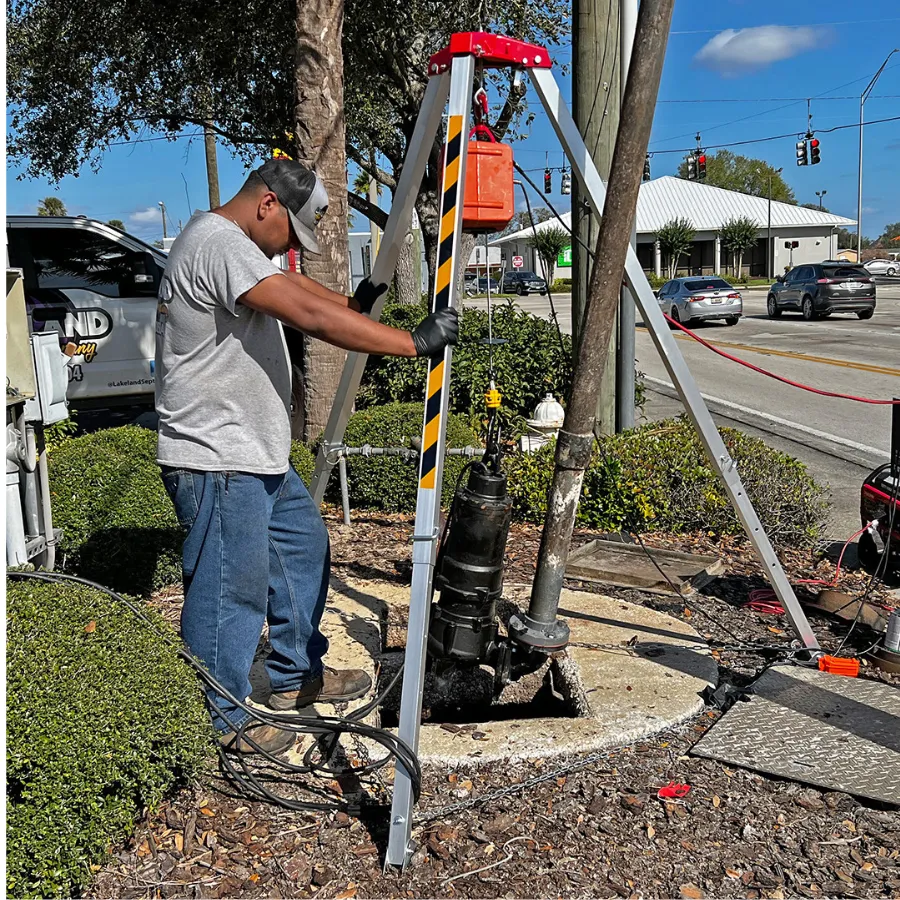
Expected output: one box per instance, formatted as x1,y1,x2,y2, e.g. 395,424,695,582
375,651,589,728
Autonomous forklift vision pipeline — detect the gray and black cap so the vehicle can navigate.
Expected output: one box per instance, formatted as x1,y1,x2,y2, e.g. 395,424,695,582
255,158,328,253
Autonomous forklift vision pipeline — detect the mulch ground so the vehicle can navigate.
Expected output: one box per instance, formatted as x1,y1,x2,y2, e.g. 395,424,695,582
86,510,900,900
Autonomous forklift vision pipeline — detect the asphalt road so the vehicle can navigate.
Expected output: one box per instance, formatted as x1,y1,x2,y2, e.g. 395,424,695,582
465,278,900,536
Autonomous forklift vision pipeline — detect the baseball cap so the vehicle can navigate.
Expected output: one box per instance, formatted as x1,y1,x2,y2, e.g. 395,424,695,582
255,158,328,253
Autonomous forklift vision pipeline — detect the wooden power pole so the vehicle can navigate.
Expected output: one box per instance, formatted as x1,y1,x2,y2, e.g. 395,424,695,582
526,0,675,628
572,0,621,435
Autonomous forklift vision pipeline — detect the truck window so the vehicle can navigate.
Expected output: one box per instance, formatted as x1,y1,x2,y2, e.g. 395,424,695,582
10,227,148,298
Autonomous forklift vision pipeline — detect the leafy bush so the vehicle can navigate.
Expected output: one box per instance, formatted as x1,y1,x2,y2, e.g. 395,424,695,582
504,417,828,546
48,426,182,595
340,402,479,511
358,298,572,434
290,440,316,486
6,577,211,898
647,273,667,290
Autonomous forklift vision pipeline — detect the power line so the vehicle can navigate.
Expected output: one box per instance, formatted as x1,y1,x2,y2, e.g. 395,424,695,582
656,95,899,104
109,131,203,146
670,18,900,34
650,64,899,147
522,113,900,170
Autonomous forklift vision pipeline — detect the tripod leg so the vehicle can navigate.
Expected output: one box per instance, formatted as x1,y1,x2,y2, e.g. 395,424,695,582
385,52,476,870
531,66,818,651
310,72,450,504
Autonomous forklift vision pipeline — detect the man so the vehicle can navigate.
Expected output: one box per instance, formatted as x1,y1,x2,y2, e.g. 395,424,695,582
156,158,458,754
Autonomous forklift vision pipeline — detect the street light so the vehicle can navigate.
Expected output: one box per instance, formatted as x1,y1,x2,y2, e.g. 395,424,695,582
816,190,827,210
858,49,898,257
158,201,167,241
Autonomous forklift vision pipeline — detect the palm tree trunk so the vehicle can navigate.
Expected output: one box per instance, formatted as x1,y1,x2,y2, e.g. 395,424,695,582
293,0,349,440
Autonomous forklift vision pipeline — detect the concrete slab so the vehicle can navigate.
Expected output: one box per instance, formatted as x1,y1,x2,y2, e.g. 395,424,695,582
312,578,717,766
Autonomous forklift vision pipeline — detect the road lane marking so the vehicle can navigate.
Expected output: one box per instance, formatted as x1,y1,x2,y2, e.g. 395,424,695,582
644,375,887,459
637,326,900,377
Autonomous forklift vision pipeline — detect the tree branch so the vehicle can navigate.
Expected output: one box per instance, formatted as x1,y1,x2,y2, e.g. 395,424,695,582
348,191,389,229
347,146,397,190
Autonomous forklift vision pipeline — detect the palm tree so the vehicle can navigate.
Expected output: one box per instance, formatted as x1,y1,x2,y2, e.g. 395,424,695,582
37,196,67,216
719,216,758,279
656,217,696,279
528,226,571,284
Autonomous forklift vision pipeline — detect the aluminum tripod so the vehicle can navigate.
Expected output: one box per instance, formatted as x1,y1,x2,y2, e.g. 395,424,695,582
308,33,819,870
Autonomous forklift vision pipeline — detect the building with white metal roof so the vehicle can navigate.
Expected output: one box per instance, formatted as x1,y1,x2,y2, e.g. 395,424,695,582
492,176,856,281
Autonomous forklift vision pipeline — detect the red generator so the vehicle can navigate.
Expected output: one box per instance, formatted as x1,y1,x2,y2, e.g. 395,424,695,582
860,464,900,575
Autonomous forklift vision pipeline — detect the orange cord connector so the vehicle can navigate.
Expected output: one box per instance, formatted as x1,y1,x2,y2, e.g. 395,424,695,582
818,655,860,677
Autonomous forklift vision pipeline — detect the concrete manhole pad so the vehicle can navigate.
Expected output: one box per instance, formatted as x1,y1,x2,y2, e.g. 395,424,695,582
313,578,717,765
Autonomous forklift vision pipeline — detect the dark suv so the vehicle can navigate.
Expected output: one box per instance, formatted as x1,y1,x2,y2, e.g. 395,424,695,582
501,270,548,295
767,263,876,320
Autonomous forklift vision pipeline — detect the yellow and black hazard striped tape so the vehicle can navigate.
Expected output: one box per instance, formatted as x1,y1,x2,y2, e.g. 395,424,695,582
419,114,463,490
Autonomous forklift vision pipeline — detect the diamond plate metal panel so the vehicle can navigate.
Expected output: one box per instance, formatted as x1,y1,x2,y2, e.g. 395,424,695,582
692,665,900,805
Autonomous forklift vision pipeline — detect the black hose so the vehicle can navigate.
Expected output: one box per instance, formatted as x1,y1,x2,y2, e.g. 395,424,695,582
7,569,421,812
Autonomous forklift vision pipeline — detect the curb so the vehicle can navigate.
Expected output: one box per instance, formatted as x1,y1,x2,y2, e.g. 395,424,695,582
644,376,886,471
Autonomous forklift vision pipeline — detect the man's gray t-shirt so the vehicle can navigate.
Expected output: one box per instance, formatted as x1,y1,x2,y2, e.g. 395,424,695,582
155,211,292,475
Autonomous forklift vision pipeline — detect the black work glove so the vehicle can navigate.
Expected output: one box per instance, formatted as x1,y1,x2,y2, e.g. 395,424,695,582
352,278,388,315
411,307,459,357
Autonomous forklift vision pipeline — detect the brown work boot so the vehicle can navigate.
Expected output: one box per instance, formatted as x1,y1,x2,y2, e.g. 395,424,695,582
267,667,372,711
219,722,296,755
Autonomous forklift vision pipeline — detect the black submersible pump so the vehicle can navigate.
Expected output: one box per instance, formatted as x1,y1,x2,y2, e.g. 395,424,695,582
426,386,520,688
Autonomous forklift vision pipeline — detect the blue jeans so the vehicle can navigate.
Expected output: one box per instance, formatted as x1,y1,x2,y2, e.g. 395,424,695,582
160,464,329,732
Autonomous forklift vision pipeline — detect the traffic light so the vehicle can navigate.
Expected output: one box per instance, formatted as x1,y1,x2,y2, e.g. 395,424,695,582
544,168,552,194
697,153,707,180
560,169,571,195
686,153,697,180
796,139,808,166
643,154,651,181
809,137,821,165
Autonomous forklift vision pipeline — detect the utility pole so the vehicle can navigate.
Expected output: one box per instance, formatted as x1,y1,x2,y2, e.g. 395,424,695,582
528,0,675,627
572,0,621,435
616,0,638,432
204,122,221,208
858,49,898,257
158,201,167,240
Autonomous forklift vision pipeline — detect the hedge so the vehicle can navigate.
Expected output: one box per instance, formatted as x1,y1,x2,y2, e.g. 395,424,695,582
48,426,182,595
6,577,211,898
339,402,480,511
504,417,828,547
357,298,572,434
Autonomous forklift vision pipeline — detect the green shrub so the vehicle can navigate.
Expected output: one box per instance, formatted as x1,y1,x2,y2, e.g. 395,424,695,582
357,298,572,435
647,273,667,290
6,577,212,898
550,278,572,292
290,440,316,486
504,418,828,546
48,426,182,595
340,402,479,512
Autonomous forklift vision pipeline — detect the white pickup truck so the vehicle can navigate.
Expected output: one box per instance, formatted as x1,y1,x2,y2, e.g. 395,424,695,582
6,216,306,433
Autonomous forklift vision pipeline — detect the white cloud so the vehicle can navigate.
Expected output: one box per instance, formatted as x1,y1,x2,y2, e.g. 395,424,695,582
129,206,162,225
862,206,879,214
694,25,832,76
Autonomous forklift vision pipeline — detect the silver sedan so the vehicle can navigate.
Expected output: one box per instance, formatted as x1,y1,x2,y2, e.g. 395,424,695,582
655,276,743,326
863,258,898,277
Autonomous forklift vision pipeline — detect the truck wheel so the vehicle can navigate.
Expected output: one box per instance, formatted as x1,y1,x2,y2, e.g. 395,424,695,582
857,309,874,320
290,363,305,441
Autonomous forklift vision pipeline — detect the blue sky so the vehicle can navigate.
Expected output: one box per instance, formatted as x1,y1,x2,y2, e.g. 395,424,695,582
6,0,900,243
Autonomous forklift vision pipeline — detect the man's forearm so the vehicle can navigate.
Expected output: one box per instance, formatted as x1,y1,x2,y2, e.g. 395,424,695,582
284,271,355,309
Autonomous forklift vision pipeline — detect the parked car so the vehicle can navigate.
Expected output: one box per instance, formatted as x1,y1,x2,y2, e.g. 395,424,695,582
6,216,166,406
6,216,309,437
466,276,500,295
767,263,876,320
863,258,898,277
655,276,742,326
501,270,548,295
